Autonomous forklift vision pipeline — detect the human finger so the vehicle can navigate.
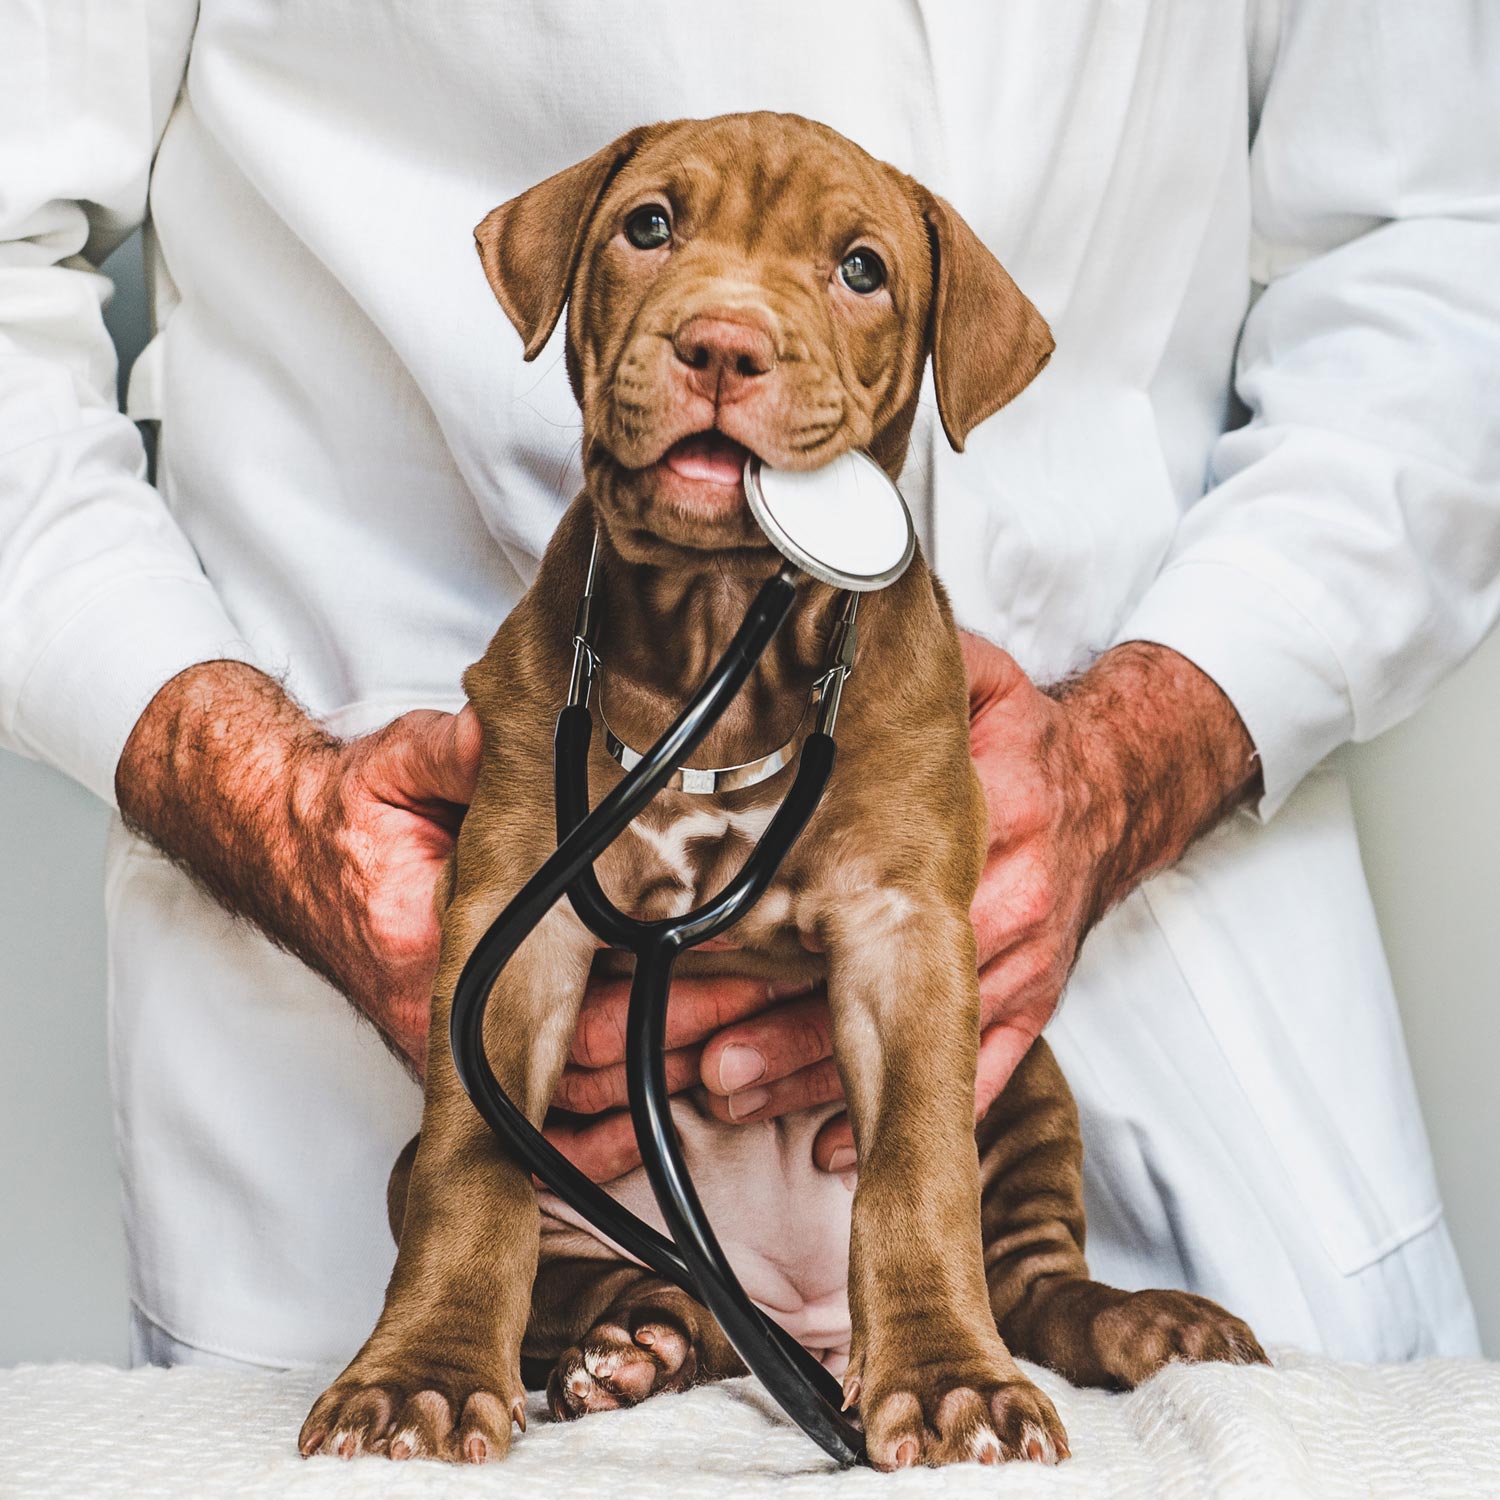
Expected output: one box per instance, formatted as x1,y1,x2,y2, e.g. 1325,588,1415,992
812,1112,857,1174
699,993,833,1098
542,1109,643,1183
701,1055,845,1125
570,972,808,1068
551,1046,703,1114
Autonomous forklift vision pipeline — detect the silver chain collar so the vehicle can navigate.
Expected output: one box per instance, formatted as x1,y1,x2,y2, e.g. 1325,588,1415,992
566,528,859,795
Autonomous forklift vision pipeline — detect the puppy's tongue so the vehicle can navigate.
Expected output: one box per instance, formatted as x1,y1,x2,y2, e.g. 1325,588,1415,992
663,431,749,486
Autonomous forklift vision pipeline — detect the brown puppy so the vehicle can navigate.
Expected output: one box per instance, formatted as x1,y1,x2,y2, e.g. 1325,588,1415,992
301,113,1263,1470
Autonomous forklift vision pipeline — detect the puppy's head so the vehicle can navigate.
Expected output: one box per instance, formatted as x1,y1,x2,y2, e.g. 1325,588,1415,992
477,113,1052,567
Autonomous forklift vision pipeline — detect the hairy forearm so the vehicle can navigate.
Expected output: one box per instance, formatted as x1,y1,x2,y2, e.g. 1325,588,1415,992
115,660,349,990
1054,642,1261,922
116,660,477,1071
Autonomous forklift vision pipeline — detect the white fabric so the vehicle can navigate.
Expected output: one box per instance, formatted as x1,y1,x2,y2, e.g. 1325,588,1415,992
5,1353,1500,1499
2,2,1496,1366
130,1305,274,1374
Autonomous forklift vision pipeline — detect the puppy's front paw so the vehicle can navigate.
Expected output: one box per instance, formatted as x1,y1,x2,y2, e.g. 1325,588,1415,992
300,1358,526,1464
853,1348,1070,1469
548,1301,702,1420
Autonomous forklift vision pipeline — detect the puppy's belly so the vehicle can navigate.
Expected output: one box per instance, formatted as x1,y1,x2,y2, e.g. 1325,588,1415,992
539,1095,856,1371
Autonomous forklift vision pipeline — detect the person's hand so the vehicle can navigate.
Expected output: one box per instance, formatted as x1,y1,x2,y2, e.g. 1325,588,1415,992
546,633,1258,1181
545,972,829,1177
116,660,482,1072
947,633,1148,1131
287,703,483,1069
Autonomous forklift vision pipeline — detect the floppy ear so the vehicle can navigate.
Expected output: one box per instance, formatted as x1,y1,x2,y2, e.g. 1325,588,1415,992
475,127,651,360
919,190,1054,452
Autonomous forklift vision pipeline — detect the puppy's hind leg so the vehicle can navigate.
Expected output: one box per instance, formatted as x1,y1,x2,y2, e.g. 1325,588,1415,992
524,1257,744,1420
981,1039,1267,1390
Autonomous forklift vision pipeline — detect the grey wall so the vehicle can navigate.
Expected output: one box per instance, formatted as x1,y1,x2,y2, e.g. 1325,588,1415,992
0,755,123,1364
0,232,144,1367
1,233,1496,1366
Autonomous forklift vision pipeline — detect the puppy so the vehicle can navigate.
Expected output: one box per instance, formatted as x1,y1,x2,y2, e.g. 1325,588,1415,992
302,112,1264,1470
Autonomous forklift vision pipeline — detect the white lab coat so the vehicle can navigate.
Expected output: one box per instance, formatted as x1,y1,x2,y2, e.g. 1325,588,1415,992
1,1,1494,1368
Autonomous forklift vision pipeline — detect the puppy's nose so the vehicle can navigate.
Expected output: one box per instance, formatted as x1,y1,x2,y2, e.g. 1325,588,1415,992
672,316,775,405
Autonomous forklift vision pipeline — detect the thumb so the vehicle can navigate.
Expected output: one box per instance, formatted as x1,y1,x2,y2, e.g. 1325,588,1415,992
420,704,483,805
959,630,1023,716
972,1020,1036,1121
375,705,484,809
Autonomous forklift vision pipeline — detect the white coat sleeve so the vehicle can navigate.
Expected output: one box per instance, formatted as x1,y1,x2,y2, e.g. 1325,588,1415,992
0,3,255,806
1114,0,1500,818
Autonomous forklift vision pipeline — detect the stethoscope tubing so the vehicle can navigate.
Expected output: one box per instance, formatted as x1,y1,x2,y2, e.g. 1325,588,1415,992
449,563,866,1466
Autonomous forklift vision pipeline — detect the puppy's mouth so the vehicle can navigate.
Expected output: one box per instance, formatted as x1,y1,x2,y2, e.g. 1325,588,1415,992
662,430,751,487
646,429,755,517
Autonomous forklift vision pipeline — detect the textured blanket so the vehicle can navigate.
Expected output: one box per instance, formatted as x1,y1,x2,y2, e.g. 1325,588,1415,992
4,1350,1497,1499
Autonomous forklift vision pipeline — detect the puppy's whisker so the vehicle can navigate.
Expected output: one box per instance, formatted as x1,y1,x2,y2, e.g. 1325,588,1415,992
551,435,584,502
518,401,584,432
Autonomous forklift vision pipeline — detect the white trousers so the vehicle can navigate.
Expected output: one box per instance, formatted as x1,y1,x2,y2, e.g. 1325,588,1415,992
129,1305,288,1372
130,1208,1476,1374
113,773,1479,1371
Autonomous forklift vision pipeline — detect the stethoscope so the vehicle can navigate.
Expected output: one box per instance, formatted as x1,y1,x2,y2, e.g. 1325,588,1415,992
449,449,917,1467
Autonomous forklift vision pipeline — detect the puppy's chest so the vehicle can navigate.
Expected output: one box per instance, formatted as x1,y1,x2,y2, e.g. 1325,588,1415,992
593,795,806,955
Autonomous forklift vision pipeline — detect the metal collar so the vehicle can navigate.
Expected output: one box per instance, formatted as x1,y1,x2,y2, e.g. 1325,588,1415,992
566,529,858,795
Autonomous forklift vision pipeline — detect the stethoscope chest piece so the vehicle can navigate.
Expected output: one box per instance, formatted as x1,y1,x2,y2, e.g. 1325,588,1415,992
744,449,915,592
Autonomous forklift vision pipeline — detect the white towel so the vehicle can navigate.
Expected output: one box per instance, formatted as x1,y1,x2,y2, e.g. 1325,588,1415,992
3,1349,1497,1499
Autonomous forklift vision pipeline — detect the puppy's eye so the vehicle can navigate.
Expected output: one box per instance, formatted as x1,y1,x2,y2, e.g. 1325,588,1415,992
624,205,672,250
839,248,886,295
